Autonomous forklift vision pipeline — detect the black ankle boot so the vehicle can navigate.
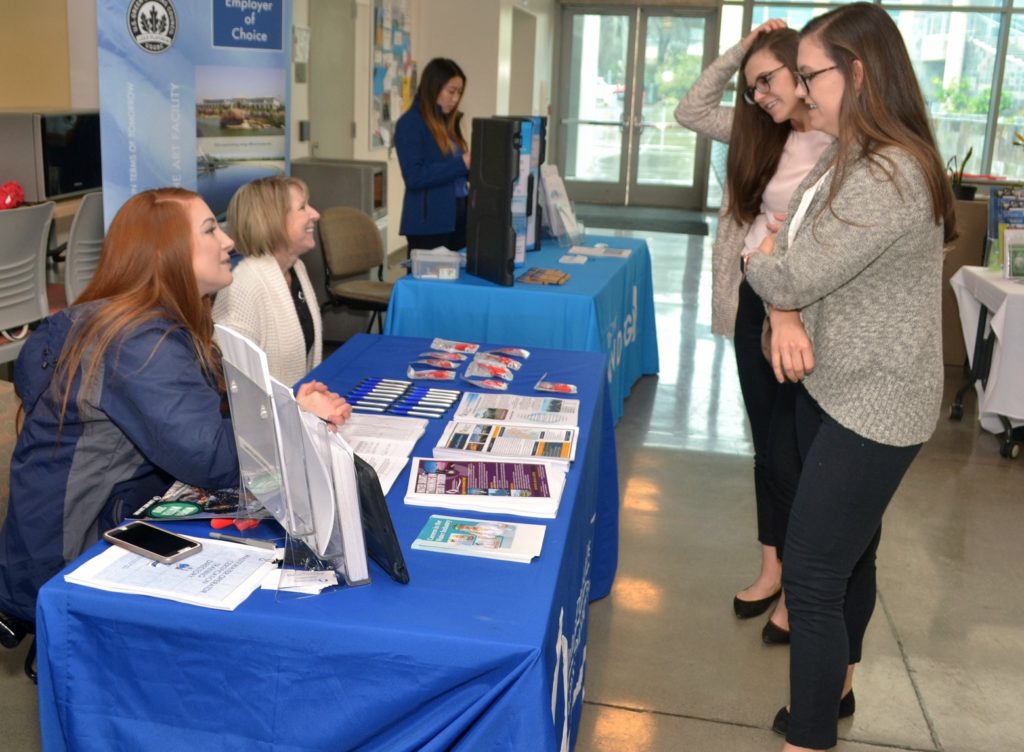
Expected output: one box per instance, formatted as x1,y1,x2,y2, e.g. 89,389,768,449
771,690,856,736
0,611,32,649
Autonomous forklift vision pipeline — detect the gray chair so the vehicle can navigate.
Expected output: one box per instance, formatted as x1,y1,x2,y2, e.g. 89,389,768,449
63,191,105,305
316,206,393,333
0,202,54,366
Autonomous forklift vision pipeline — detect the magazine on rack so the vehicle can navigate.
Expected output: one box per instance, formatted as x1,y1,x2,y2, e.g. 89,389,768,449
411,515,546,563
434,421,578,468
404,457,566,518
453,392,580,427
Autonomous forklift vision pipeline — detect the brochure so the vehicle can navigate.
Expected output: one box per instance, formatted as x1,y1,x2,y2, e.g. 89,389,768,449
454,392,580,427
411,514,546,563
404,457,566,518
64,536,278,610
434,421,578,467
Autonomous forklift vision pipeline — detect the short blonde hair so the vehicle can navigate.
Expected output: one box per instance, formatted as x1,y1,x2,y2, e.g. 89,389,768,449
226,176,309,258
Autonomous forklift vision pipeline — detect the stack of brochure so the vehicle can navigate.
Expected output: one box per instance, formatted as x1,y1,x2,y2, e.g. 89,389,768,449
404,457,565,518
432,392,580,469
411,514,546,563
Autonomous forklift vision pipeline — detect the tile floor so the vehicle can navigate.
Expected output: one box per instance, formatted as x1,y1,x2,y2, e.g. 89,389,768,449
1,224,1021,751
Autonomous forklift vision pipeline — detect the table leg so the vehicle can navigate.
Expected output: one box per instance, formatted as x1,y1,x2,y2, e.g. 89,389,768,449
950,306,990,420
949,304,1021,460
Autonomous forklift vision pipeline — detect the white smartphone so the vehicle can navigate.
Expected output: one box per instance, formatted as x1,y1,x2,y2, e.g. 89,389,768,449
103,521,202,564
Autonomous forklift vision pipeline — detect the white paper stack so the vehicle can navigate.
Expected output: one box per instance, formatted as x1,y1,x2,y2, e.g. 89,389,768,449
64,537,278,611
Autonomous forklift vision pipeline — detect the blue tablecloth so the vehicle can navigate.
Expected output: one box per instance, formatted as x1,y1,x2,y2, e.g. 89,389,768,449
36,334,618,752
385,236,659,423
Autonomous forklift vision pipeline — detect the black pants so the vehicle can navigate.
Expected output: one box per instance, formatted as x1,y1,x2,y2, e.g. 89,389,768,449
405,197,467,254
784,386,921,749
733,277,801,554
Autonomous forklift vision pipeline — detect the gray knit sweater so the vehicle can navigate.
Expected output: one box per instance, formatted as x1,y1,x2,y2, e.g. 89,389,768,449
745,143,944,446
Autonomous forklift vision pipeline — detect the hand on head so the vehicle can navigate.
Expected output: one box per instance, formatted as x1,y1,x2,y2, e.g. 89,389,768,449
296,380,353,429
742,19,788,50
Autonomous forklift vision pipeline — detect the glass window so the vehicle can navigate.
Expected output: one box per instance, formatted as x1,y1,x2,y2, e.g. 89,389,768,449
887,9,1002,176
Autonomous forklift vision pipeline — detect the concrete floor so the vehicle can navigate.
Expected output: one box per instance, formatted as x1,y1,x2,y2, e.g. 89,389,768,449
2,224,1021,751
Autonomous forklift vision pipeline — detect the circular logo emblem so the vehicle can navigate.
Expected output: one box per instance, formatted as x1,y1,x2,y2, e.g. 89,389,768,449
127,0,178,54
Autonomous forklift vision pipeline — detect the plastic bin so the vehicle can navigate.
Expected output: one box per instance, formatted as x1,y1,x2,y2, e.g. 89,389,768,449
411,248,460,281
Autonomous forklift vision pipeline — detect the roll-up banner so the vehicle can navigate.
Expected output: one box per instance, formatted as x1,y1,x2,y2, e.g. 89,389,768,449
98,0,292,223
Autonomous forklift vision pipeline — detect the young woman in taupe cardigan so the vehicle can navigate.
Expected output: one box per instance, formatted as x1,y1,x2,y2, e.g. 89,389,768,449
675,21,831,639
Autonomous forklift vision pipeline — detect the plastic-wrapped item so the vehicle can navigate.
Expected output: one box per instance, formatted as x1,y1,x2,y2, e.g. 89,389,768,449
474,353,522,371
534,372,578,394
410,358,461,370
466,360,513,381
431,337,480,354
407,366,458,381
461,376,509,391
486,347,530,360
419,351,467,361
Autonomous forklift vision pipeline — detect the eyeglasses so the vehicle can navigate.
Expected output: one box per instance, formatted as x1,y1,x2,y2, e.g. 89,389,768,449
743,64,789,105
795,65,838,93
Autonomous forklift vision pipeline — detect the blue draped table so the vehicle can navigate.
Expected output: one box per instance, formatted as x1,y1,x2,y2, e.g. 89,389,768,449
36,334,618,752
384,236,659,423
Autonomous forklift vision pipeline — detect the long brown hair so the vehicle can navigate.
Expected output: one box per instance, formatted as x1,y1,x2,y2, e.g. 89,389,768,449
802,3,956,242
416,57,467,155
53,188,223,425
726,29,800,225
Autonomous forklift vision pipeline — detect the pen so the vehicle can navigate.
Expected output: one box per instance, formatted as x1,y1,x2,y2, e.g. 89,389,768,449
208,532,278,550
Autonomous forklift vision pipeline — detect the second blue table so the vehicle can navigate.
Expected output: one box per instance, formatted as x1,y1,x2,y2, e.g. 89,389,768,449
384,236,660,423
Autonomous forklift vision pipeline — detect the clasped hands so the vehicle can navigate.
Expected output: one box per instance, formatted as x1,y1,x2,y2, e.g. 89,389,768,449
752,213,816,384
296,380,352,429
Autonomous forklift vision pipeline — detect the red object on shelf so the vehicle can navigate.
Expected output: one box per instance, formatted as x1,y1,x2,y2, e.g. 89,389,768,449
0,181,25,209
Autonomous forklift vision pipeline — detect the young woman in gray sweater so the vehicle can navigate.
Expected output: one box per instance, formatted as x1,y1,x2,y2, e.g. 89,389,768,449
745,4,957,749
675,21,831,639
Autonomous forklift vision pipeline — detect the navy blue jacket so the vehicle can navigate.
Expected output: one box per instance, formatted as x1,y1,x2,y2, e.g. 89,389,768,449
394,98,469,236
0,304,239,622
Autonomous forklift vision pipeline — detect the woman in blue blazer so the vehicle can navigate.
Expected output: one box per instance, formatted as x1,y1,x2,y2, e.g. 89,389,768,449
395,58,470,251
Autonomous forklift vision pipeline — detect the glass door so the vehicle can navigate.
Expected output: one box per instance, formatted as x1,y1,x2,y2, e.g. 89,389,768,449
557,6,717,209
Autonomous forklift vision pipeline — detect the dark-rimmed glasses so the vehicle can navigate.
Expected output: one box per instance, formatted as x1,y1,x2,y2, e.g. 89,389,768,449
743,63,788,105
796,65,838,93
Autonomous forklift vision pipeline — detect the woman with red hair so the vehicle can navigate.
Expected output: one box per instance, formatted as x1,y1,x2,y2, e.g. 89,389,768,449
0,188,348,647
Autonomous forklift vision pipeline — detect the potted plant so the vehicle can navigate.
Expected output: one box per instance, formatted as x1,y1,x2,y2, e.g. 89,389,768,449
947,147,977,200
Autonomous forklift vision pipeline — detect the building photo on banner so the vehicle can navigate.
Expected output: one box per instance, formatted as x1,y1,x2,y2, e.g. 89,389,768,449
97,0,292,219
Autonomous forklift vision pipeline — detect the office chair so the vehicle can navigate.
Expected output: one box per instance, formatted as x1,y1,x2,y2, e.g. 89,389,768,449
64,191,105,305
0,201,54,366
316,206,393,333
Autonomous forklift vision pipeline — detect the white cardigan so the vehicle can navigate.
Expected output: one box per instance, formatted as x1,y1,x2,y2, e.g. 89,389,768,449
212,254,323,386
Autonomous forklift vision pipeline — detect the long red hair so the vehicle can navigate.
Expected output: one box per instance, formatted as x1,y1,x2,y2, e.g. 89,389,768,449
54,188,223,425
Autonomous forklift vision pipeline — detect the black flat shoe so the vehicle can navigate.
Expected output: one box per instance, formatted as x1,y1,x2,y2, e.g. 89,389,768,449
771,691,856,736
733,588,781,619
762,618,790,645
0,611,32,650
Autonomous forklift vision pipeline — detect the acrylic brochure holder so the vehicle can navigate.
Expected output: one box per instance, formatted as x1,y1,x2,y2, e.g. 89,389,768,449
214,324,370,589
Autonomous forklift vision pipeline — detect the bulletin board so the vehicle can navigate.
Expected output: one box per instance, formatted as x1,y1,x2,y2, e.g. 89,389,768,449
370,0,415,150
